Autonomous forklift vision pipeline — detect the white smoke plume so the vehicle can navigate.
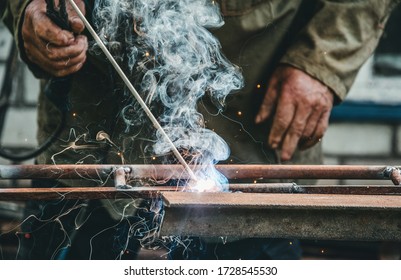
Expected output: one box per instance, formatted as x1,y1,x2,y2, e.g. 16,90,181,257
92,0,243,191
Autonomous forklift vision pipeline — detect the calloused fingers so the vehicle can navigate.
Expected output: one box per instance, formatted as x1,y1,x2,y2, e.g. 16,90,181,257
42,35,88,61
297,110,321,150
23,1,74,46
26,48,86,76
67,0,87,33
25,43,86,77
24,35,87,75
255,76,279,124
299,109,331,150
25,48,86,77
301,106,322,139
280,105,312,162
22,0,88,76
268,97,296,150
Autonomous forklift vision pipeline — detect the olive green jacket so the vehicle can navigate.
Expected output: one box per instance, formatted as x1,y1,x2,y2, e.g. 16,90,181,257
2,0,399,169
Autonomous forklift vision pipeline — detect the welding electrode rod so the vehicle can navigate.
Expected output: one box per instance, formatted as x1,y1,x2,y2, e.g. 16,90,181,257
67,0,197,181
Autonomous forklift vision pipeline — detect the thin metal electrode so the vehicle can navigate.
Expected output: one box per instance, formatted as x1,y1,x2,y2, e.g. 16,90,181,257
67,0,197,181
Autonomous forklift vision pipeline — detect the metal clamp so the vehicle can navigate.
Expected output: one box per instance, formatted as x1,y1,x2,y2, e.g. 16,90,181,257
384,166,401,185
113,167,132,189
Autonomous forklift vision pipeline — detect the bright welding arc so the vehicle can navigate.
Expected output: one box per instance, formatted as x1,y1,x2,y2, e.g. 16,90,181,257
66,0,197,182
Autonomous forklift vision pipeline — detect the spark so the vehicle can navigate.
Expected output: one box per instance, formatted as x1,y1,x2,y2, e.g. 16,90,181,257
188,178,220,192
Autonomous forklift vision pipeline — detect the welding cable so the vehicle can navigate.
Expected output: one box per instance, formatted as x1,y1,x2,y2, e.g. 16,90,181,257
0,59,69,162
0,39,68,161
0,42,67,162
0,112,66,162
0,43,17,139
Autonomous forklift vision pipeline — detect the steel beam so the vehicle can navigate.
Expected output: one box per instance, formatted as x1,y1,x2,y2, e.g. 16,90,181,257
1,184,401,200
160,192,401,241
0,186,170,200
1,186,401,241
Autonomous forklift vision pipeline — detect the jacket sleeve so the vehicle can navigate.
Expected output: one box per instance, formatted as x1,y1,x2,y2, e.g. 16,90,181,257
2,0,51,79
280,0,400,101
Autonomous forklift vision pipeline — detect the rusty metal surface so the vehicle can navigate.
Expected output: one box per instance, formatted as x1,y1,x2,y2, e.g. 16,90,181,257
0,187,172,200
0,184,400,240
162,192,401,210
160,192,401,241
160,207,401,241
0,164,400,241
0,164,177,180
230,184,401,195
0,164,400,182
219,165,399,181
1,184,401,200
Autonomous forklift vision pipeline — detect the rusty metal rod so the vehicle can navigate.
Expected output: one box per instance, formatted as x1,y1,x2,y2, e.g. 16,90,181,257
0,186,169,200
1,184,401,201
0,164,400,183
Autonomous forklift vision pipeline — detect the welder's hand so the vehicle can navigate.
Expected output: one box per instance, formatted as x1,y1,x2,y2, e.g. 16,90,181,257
21,0,88,77
255,65,334,162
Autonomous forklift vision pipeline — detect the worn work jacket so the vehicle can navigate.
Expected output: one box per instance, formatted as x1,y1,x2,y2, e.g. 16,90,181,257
2,0,399,179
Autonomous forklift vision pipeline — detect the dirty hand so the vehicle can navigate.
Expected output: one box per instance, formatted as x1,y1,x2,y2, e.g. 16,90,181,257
255,65,334,162
22,0,88,77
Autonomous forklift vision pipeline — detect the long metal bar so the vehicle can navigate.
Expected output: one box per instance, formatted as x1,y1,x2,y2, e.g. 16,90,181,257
0,187,400,240
0,164,399,183
66,0,197,181
161,204,401,241
0,186,170,200
0,184,401,201
231,184,401,195
162,192,401,209
160,192,401,241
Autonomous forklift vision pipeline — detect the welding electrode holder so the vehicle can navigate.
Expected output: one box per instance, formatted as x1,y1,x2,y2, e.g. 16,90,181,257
45,0,70,30
44,0,73,113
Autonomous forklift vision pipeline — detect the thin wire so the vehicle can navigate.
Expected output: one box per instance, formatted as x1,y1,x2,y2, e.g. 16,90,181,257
67,0,197,181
